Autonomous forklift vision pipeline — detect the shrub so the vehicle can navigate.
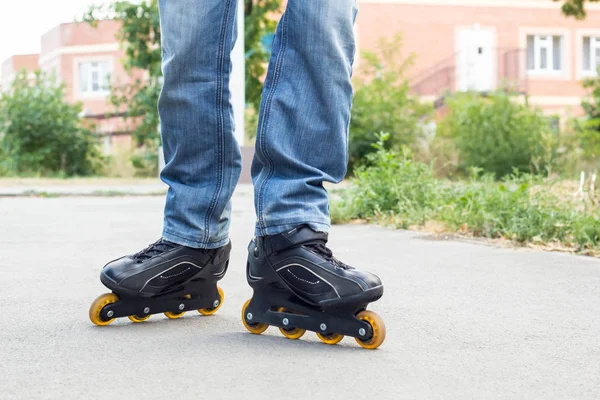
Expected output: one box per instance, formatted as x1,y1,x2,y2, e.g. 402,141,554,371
334,134,600,253
349,35,432,172
0,71,103,176
574,74,600,169
131,148,159,177
438,92,559,177
336,133,441,226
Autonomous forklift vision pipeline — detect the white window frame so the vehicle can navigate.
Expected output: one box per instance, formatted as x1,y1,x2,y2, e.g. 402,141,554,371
73,56,113,99
527,35,563,74
577,30,600,78
588,37,600,72
520,27,571,80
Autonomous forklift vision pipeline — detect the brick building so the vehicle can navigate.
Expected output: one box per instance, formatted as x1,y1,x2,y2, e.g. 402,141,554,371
1,54,39,90
1,20,135,152
2,0,600,148
358,0,600,116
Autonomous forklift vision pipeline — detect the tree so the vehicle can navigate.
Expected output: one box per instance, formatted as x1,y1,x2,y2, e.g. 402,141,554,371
556,0,598,19
82,0,282,147
0,71,102,176
245,0,281,111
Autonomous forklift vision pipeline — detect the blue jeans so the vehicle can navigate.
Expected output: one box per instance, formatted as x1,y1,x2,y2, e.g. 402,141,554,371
158,0,358,249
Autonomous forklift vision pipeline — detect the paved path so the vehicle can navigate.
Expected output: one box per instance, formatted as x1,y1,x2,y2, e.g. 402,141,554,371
0,183,167,197
1,192,599,399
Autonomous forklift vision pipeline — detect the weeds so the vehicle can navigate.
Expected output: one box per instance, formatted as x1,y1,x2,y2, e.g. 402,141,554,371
333,134,600,255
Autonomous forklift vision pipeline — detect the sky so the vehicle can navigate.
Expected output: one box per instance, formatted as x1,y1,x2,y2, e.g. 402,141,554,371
0,0,110,64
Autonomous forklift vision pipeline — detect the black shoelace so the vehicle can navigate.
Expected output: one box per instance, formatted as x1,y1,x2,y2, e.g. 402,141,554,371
133,239,178,262
307,242,351,270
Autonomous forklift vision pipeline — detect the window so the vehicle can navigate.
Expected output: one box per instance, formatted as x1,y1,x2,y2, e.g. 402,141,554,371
583,36,600,75
79,61,110,96
526,35,564,73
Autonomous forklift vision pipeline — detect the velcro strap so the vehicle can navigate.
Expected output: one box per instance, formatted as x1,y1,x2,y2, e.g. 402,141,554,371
263,225,328,254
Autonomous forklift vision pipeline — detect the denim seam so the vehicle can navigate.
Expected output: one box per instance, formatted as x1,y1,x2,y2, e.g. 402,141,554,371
255,220,331,237
256,11,289,231
163,229,229,249
203,0,234,244
259,220,330,229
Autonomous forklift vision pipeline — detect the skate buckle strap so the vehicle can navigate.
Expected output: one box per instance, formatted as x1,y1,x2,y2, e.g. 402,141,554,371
263,225,328,255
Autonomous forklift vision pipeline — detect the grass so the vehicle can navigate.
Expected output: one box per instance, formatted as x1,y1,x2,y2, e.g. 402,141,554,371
332,138,600,257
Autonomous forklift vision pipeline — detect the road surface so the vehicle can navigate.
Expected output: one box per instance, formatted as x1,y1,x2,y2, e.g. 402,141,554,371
1,191,599,399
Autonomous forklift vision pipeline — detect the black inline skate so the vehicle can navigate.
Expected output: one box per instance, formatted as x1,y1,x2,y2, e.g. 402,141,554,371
241,225,386,349
89,239,230,326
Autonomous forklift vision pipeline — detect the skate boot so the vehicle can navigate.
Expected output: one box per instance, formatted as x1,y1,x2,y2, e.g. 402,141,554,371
89,239,230,326
241,225,386,349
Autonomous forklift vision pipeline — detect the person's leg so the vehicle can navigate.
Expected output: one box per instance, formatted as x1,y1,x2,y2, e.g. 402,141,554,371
242,1,385,349
89,1,241,325
159,0,241,248
252,0,359,236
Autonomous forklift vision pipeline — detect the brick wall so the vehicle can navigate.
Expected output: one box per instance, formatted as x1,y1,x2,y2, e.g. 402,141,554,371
357,0,600,115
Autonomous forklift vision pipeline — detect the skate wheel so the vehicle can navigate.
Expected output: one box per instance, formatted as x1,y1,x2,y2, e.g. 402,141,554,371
316,332,344,345
198,286,224,316
164,311,185,319
128,314,151,323
355,310,386,350
241,299,268,334
276,307,305,339
279,327,306,340
89,293,119,326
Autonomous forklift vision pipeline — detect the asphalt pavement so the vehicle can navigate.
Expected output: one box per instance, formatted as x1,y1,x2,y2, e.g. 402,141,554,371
1,191,599,399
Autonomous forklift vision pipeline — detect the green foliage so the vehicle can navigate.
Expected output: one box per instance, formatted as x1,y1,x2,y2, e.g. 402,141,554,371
245,0,282,112
556,0,598,19
130,148,159,177
83,0,161,147
245,106,259,143
350,35,432,172
338,133,440,226
576,75,600,163
438,92,559,177
0,71,102,176
333,134,600,253
82,0,282,146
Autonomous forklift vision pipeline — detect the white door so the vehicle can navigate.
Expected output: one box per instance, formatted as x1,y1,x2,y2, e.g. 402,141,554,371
457,27,495,92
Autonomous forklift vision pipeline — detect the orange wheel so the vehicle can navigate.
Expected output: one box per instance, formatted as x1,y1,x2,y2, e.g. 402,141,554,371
164,311,185,319
316,332,344,345
198,286,224,316
354,310,386,350
89,293,119,326
128,314,151,323
277,307,306,339
279,327,306,339
241,299,268,334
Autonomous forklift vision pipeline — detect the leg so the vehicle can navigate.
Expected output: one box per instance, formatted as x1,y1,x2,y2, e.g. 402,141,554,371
242,1,384,349
252,0,359,236
159,0,241,248
89,1,240,326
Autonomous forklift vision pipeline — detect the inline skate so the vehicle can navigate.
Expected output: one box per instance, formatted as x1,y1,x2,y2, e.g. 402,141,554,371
241,225,386,349
89,239,230,326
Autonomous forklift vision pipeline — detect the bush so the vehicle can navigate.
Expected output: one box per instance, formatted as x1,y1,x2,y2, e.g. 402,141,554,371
349,35,431,172
438,92,559,177
0,71,103,176
574,74,600,168
333,134,600,253
130,147,159,177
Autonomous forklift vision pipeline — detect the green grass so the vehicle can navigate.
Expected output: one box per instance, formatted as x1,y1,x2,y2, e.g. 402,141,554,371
332,137,600,256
